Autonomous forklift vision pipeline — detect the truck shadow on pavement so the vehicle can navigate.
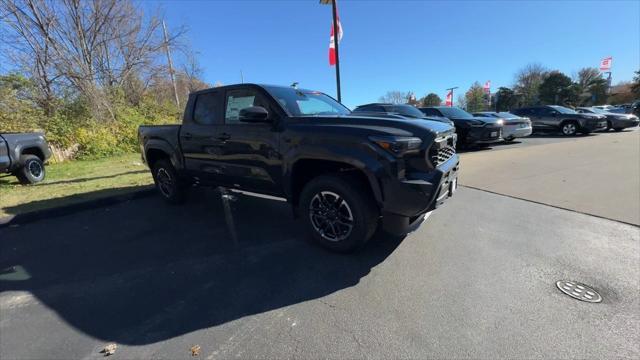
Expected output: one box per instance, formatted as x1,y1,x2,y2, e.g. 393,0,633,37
0,189,403,345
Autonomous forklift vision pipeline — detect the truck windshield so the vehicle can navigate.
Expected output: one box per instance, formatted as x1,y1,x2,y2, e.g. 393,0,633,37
264,86,351,116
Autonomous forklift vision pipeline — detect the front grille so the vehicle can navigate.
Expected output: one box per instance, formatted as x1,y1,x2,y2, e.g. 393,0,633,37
429,135,456,167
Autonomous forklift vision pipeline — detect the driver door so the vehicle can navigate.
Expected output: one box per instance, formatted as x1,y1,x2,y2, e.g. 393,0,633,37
210,88,283,195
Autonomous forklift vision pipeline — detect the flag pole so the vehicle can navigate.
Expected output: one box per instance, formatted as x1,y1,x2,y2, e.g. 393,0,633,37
331,0,341,102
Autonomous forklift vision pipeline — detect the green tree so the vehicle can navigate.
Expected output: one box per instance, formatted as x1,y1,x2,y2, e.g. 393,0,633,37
538,71,576,105
494,87,518,111
575,67,608,105
464,82,485,112
420,93,442,106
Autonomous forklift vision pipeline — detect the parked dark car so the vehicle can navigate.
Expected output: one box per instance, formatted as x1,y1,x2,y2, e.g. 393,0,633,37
419,106,503,147
575,107,639,131
473,111,532,141
0,132,51,184
512,105,607,136
139,84,459,252
353,103,453,125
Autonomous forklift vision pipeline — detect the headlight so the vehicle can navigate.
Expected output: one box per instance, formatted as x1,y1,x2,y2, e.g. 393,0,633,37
369,136,422,156
496,119,504,126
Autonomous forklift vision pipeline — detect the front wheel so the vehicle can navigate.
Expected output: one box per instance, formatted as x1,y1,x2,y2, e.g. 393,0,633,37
152,159,186,204
299,174,378,253
561,121,578,136
614,128,624,132
15,155,45,185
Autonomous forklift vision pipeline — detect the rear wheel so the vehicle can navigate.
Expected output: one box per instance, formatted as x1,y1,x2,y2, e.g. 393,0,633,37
561,121,578,136
15,155,45,185
299,174,378,253
152,159,186,204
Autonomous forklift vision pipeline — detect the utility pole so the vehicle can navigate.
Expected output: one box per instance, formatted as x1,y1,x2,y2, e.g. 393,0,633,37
605,71,612,94
446,86,458,107
162,20,180,108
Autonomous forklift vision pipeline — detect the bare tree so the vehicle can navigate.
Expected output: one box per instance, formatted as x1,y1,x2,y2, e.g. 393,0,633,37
513,63,548,106
1,0,59,115
1,0,186,120
378,91,408,104
181,49,208,93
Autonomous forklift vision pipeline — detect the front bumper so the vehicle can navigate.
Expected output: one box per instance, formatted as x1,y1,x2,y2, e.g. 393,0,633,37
380,154,459,235
611,118,640,129
466,125,503,144
582,120,608,132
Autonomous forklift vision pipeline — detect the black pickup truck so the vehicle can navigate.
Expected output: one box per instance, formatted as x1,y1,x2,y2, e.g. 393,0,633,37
139,84,459,252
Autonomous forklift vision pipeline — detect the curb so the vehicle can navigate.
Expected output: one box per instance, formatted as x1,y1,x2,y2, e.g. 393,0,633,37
0,187,156,228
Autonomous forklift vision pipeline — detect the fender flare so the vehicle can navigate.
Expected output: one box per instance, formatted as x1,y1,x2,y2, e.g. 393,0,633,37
144,139,183,170
283,145,387,205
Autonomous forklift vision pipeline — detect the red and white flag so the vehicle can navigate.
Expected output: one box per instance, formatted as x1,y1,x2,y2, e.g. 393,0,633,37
483,80,491,94
599,56,612,71
328,9,343,66
445,90,453,107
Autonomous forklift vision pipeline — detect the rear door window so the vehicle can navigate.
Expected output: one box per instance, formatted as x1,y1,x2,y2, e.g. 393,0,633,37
193,92,219,125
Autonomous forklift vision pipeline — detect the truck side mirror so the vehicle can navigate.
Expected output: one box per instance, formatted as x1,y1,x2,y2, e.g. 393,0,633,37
239,106,270,123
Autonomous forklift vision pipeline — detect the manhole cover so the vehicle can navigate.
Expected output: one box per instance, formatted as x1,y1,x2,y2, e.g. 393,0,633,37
556,280,602,303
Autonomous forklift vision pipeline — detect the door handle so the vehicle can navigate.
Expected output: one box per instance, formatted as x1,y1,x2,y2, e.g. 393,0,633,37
182,132,193,140
217,133,231,141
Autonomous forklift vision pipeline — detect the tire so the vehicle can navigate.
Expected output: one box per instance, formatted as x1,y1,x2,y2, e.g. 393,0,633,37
15,155,45,184
299,174,378,253
152,159,186,204
614,128,624,132
606,121,613,131
560,121,579,136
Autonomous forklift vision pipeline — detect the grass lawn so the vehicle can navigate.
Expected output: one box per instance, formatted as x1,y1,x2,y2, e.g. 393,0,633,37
0,153,154,218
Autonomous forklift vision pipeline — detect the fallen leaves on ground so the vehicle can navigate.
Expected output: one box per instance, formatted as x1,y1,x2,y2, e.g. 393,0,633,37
101,343,117,356
190,344,201,357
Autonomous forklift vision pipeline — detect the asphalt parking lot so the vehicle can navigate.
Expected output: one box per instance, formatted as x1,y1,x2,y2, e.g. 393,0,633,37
1,130,639,359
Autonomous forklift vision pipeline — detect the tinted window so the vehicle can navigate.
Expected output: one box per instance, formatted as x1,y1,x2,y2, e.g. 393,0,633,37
193,92,218,125
539,107,556,116
550,105,578,114
419,108,440,116
224,89,268,124
437,107,474,119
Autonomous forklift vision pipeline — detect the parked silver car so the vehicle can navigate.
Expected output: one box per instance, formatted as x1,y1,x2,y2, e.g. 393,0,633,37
576,107,640,131
473,112,532,141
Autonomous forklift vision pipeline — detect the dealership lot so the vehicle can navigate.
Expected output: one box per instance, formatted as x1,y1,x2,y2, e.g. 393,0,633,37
459,129,640,225
1,131,639,359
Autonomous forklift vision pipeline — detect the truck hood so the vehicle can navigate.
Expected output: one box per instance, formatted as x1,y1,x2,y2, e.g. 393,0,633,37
288,114,455,141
